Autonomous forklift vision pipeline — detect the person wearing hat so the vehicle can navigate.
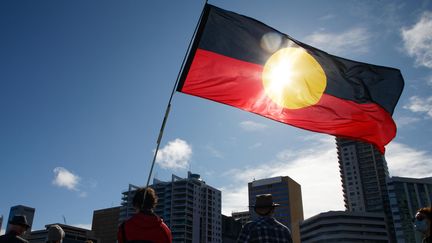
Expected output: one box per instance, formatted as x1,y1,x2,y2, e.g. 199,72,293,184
0,215,30,243
46,224,65,243
237,194,292,243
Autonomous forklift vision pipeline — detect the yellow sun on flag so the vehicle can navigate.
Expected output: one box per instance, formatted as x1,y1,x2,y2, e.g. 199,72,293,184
262,47,327,109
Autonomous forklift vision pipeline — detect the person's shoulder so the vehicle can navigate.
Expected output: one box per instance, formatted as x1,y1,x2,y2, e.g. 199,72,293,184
271,218,290,229
123,212,145,224
241,219,260,230
152,217,172,242
160,220,171,233
243,220,257,226
276,219,288,226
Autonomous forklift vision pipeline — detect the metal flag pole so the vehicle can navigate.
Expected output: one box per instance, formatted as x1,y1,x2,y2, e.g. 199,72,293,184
144,0,209,189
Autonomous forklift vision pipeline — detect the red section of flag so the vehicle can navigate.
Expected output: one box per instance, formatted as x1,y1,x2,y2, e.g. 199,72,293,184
181,49,395,153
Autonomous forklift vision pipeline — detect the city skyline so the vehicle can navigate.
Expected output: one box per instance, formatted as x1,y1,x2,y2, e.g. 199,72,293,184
1,0,432,233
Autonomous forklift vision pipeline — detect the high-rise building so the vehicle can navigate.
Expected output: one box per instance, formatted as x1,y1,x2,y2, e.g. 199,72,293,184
248,176,303,243
120,172,222,243
388,176,432,243
6,205,35,235
336,137,394,240
91,206,120,243
300,211,389,242
0,215,3,233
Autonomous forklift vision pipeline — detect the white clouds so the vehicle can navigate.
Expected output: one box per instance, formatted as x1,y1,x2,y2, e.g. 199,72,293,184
219,185,249,215
220,136,432,219
401,11,432,68
204,145,224,159
395,116,421,127
319,14,335,21
156,138,192,169
52,167,93,197
304,27,371,55
403,96,432,118
248,142,263,149
386,142,432,178
222,135,344,218
52,167,80,191
239,121,268,131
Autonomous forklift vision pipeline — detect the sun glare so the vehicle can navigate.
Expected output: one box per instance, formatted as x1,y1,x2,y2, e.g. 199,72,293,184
262,47,326,109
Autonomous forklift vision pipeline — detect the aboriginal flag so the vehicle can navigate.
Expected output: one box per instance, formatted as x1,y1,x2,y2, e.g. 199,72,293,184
177,4,404,153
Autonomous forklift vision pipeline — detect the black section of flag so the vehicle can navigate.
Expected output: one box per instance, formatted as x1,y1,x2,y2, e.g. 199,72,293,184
188,4,404,115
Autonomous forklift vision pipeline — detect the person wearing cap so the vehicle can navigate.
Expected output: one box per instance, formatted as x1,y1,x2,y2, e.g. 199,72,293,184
0,215,30,243
46,224,65,243
237,194,292,243
117,187,172,243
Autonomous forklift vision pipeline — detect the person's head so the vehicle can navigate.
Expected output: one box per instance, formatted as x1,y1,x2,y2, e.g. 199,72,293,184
252,194,279,217
46,224,65,243
133,187,158,212
8,215,30,235
414,207,432,237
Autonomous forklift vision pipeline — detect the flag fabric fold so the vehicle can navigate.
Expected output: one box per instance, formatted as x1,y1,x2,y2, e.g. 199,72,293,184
177,4,404,153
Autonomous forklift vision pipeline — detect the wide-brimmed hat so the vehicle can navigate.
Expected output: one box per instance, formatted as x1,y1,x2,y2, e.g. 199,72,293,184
250,194,280,208
9,215,30,229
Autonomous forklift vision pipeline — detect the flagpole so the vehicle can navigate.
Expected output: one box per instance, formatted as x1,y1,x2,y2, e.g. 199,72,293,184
144,0,209,189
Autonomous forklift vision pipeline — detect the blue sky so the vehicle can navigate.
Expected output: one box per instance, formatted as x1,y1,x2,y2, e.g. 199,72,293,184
1,0,432,232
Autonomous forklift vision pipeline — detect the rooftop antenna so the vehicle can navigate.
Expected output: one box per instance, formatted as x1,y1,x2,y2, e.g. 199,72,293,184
62,215,67,225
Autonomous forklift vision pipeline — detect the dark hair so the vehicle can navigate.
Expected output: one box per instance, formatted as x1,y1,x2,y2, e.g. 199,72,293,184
133,187,158,210
418,207,432,219
418,207,432,241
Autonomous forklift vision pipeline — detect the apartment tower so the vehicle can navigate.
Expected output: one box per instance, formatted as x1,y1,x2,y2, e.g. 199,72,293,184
336,137,394,240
